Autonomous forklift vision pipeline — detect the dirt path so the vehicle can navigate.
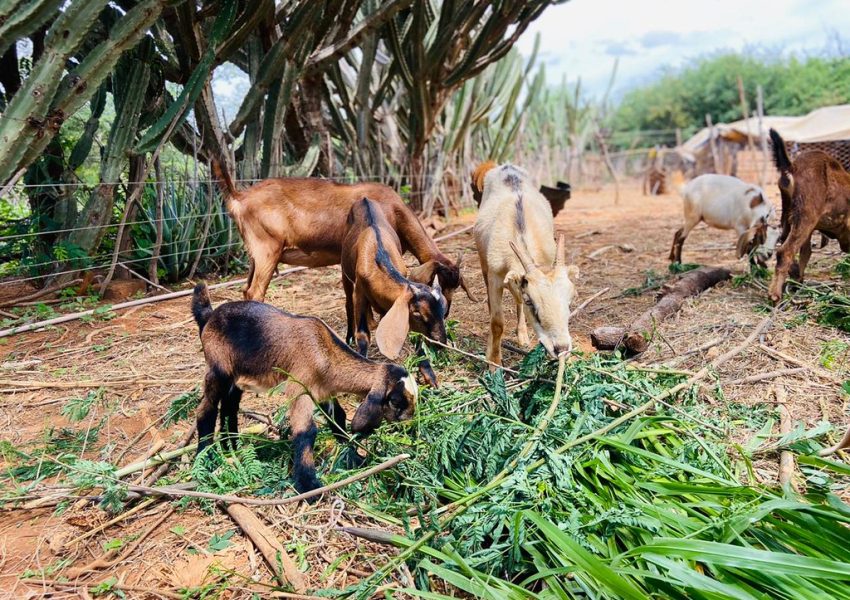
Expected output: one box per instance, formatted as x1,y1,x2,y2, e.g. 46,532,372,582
1,182,848,597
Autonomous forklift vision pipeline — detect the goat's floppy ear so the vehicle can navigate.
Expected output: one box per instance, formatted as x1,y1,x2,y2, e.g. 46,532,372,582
749,193,765,209
407,260,438,285
736,225,764,258
504,270,526,291
375,290,411,359
351,389,384,435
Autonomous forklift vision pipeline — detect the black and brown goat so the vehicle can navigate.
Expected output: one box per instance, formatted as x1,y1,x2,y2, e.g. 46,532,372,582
210,160,473,309
768,129,850,302
341,198,448,387
191,284,418,496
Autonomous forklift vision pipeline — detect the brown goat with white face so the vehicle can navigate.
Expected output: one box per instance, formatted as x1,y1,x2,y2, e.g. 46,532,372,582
209,161,473,309
190,284,418,496
768,129,850,302
341,198,448,387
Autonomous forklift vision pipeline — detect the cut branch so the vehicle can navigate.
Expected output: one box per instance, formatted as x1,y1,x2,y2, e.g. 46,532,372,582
591,266,731,354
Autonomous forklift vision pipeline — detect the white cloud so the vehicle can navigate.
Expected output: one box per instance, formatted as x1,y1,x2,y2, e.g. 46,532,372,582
515,0,850,97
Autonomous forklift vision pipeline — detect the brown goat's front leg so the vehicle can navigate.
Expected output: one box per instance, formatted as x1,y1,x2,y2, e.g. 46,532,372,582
290,393,322,498
352,283,371,356
770,220,818,302
196,369,228,456
669,228,684,263
796,234,813,281
342,275,355,344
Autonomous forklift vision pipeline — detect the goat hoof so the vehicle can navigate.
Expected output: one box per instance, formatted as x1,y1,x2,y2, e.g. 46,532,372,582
293,472,323,501
418,363,439,388
341,446,366,469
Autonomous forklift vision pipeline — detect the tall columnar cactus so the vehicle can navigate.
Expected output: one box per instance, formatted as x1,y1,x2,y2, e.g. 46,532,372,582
382,0,563,211
0,0,64,56
0,0,110,182
62,37,154,257
0,0,167,185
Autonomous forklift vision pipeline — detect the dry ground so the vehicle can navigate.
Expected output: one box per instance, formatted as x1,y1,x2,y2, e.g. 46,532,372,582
1,182,849,598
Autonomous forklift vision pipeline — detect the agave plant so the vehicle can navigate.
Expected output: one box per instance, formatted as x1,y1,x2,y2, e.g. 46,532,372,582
131,178,241,283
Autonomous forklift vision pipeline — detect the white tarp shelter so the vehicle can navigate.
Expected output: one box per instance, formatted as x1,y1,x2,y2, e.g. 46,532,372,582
680,104,850,161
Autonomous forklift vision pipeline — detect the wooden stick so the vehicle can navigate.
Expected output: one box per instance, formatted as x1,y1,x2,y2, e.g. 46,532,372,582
146,423,198,484
23,579,182,600
758,344,842,384
820,425,850,457
0,279,82,309
63,506,175,577
0,377,197,392
776,385,795,488
592,267,731,354
226,503,307,592
0,222,474,339
115,423,261,479
587,243,634,259
726,367,806,386
62,498,156,549
126,453,410,505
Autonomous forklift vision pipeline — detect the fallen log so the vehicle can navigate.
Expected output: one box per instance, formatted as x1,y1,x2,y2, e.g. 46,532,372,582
591,266,731,355
225,503,307,592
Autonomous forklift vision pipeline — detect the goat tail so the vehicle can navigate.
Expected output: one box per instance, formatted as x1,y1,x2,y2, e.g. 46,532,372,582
769,129,792,174
191,283,213,334
210,158,238,200
471,160,498,193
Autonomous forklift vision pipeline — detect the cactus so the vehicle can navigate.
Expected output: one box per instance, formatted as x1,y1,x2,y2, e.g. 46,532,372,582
135,0,238,154
62,37,154,257
0,0,111,182
67,83,107,173
2,0,167,185
0,0,64,56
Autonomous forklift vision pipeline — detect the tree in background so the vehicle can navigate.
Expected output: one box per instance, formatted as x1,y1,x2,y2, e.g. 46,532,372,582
612,51,850,148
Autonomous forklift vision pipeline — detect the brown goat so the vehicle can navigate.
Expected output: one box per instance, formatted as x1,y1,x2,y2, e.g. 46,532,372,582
768,130,850,302
341,198,448,387
190,283,418,496
210,161,473,308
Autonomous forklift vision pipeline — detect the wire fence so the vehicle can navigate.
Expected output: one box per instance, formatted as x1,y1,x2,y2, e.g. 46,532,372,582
0,146,668,292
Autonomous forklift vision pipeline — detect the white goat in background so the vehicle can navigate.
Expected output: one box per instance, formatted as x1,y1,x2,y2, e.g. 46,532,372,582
670,174,779,264
473,162,579,367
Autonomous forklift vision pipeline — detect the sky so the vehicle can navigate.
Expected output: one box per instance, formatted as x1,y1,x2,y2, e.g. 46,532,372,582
514,0,850,98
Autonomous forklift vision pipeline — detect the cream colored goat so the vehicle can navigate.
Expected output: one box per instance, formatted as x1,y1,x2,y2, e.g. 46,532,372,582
473,163,579,367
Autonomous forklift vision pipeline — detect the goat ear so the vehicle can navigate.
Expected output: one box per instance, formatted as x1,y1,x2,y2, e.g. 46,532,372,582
736,227,759,258
567,264,580,280
351,390,384,435
375,291,411,359
504,270,526,291
407,260,438,285
749,194,764,209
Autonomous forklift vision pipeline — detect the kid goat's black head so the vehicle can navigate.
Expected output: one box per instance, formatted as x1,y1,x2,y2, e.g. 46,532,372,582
351,364,418,435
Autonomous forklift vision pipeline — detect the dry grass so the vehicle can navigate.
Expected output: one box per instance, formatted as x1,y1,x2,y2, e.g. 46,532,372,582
1,182,848,598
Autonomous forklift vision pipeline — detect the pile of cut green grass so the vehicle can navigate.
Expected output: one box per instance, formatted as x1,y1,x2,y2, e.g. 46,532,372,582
333,347,850,599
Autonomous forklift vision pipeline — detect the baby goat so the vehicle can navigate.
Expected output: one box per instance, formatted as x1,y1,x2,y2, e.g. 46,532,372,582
768,129,850,302
669,174,778,265
210,160,473,308
191,283,418,495
473,163,579,367
341,198,448,387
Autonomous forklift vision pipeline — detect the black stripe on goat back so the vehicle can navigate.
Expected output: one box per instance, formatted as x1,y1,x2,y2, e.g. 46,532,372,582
359,197,408,285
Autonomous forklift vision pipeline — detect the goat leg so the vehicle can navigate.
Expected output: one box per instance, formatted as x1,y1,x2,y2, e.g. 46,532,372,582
290,393,322,498
416,341,439,388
